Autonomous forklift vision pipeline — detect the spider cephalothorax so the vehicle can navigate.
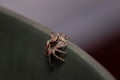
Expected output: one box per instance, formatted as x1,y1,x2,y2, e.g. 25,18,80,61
45,32,69,65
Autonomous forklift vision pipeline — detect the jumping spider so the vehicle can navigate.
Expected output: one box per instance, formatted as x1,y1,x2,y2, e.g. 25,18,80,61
45,32,69,65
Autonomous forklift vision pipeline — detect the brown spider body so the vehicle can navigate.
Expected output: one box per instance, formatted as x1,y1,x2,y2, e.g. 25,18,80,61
45,32,69,65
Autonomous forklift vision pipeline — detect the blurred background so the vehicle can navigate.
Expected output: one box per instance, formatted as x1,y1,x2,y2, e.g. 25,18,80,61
0,0,120,79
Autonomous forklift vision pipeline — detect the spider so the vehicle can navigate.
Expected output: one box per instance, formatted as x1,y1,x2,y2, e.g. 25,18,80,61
45,32,69,65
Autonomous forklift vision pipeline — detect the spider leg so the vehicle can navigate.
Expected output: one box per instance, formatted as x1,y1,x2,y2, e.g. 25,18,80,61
56,48,67,54
62,42,69,47
53,50,65,62
48,54,52,65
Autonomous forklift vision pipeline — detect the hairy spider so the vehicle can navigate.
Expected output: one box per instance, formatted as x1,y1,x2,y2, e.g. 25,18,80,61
45,32,69,65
